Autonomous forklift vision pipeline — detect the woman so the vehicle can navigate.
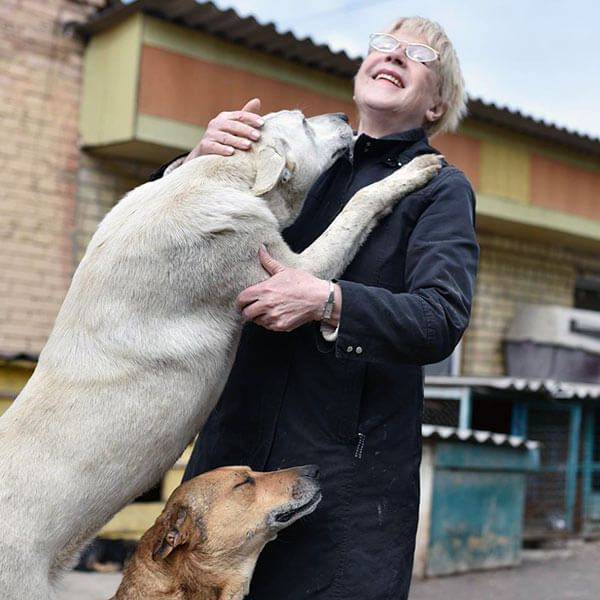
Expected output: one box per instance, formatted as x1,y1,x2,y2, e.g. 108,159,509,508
158,16,479,600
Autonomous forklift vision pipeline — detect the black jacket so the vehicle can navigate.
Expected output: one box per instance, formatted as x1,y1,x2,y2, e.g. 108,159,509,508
181,128,479,599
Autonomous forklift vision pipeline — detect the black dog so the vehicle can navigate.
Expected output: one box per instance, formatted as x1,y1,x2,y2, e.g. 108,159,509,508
75,537,137,572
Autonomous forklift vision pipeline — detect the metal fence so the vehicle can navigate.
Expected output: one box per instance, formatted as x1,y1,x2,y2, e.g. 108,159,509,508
524,407,572,535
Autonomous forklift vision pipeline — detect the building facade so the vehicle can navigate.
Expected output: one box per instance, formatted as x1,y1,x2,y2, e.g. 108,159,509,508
1,0,599,539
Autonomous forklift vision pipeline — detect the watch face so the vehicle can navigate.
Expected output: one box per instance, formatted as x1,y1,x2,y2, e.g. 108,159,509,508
321,282,335,321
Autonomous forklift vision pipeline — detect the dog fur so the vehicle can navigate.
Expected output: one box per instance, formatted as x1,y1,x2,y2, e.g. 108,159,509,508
0,109,440,599
111,465,321,599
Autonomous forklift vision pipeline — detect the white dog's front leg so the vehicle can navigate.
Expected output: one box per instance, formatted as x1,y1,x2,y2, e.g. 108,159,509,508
274,154,442,279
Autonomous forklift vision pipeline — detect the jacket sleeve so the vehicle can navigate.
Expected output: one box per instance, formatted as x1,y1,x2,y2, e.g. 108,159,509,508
148,153,188,181
334,167,479,366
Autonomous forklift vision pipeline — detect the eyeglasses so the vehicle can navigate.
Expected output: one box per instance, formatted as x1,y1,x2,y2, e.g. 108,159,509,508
369,33,439,63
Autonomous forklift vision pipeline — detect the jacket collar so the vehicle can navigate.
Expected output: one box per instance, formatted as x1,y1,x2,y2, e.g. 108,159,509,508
351,128,433,168
353,127,425,147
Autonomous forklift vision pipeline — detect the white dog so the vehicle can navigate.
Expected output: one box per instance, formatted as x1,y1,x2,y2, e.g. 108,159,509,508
0,110,440,599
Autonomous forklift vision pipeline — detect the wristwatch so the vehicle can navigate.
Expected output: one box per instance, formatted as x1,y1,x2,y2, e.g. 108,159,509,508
321,280,335,321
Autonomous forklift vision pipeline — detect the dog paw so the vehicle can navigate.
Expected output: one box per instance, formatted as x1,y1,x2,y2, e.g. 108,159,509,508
396,153,443,187
347,154,443,218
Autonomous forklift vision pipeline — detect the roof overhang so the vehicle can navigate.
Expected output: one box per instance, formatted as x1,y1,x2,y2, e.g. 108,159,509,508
426,375,600,401
78,9,356,163
78,0,362,77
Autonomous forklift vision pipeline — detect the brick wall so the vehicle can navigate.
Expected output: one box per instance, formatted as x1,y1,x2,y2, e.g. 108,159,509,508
462,231,600,376
74,154,153,263
0,0,154,356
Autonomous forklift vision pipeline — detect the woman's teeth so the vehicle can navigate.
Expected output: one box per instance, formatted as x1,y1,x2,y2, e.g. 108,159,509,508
375,73,403,88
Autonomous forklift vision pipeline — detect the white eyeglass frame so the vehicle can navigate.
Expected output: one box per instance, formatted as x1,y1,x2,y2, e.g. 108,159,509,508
369,33,439,63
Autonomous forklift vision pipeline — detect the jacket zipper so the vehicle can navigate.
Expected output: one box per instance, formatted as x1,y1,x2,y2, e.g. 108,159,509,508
354,432,366,459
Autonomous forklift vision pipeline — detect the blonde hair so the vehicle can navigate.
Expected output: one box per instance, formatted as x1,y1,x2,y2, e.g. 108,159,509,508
384,16,467,137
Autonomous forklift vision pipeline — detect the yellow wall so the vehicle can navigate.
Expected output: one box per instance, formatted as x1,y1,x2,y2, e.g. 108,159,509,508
79,13,143,147
479,138,530,204
0,362,35,415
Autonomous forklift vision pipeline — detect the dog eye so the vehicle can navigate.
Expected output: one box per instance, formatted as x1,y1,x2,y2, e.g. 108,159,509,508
234,475,255,489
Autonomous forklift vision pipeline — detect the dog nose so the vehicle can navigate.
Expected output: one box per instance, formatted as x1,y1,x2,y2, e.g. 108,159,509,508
299,464,320,479
333,113,349,123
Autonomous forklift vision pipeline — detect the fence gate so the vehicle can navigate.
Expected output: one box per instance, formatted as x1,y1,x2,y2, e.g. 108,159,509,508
515,402,581,537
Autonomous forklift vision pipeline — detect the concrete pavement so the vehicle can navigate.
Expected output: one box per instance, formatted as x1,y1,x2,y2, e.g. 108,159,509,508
58,540,600,599
59,570,121,599
409,540,600,600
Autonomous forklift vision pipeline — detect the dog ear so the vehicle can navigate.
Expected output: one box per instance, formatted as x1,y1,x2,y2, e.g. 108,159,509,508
252,145,286,196
152,506,189,561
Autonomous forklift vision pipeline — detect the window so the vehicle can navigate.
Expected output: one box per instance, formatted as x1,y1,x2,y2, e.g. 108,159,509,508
575,275,600,312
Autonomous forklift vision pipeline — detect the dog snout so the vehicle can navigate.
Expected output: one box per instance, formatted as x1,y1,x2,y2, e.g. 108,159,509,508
298,464,320,479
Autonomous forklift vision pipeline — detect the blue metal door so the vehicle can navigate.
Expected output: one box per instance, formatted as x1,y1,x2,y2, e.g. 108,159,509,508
582,406,600,533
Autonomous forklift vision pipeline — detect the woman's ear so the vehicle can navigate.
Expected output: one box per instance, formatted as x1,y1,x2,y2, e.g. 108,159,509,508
425,100,447,124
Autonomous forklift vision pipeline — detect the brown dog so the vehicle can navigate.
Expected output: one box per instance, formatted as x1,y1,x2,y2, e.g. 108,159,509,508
110,465,321,599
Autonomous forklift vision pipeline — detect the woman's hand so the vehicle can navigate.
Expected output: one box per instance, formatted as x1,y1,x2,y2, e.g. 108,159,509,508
237,247,341,332
183,98,264,162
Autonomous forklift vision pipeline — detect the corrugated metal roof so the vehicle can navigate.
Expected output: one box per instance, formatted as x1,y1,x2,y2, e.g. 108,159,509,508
422,424,539,449
79,1,600,155
466,98,600,156
78,0,362,77
425,375,600,400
